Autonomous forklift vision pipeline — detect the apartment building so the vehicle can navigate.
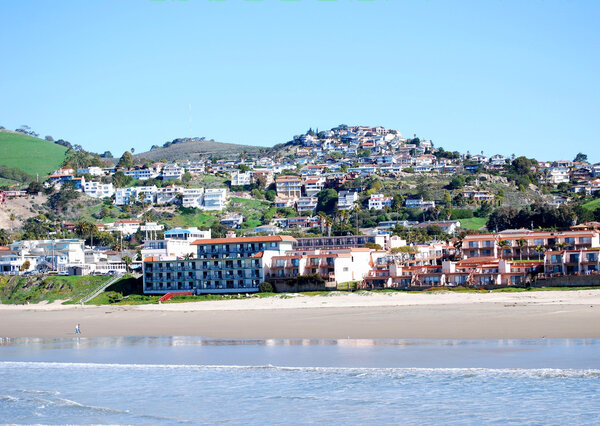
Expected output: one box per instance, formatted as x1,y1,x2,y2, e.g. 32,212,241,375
405,198,436,209
276,176,302,199
141,227,211,261
462,230,600,260
143,235,296,294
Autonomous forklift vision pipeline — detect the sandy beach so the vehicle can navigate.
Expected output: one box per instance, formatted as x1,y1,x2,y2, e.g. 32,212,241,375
1,290,599,339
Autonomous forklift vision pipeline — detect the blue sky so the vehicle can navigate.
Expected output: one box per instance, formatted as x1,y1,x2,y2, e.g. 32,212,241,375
1,0,598,161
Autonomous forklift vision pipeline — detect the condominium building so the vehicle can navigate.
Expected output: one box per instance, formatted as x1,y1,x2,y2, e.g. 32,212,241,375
124,169,156,180
143,236,296,294
462,230,600,260
544,248,600,275
161,164,185,180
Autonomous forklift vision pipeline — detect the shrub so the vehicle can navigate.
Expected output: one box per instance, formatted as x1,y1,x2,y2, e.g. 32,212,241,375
259,282,274,293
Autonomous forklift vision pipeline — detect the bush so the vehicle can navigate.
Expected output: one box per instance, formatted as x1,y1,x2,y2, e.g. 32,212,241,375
259,282,273,293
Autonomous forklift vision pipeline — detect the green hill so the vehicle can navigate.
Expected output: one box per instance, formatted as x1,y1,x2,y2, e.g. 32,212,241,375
0,130,68,178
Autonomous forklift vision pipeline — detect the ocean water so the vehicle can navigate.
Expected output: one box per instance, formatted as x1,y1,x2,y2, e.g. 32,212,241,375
1,337,599,424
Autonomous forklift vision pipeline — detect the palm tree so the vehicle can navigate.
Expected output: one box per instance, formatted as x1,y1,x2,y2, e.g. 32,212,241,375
352,201,362,235
317,211,327,235
497,240,510,260
535,244,546,262
516,238,527,261
122,255,133,273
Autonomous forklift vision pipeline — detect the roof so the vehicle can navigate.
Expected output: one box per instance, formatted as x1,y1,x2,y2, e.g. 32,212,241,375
191,235,297,245
144,256,157,262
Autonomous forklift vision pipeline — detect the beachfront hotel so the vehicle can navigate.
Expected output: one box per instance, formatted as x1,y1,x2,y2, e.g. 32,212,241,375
143,235,296,294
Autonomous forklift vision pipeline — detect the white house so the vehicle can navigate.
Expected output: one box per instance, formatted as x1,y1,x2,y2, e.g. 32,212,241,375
338,191,359,210
83,182,114,199
368,194,393,210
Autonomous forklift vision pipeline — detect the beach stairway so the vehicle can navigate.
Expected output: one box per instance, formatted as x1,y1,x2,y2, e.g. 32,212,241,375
79,273,124,304
158,292,193,303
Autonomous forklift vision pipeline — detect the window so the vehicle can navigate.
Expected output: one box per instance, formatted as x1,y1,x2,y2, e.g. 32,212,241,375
586,253,598,262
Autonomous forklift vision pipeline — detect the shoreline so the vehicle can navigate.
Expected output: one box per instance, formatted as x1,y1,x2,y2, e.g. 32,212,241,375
1,290,599,339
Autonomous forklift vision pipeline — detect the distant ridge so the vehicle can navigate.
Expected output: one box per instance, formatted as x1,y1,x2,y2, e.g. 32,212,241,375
132,139,267,162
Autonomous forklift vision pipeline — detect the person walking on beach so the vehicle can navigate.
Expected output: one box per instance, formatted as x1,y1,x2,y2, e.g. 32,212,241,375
75,323,81,334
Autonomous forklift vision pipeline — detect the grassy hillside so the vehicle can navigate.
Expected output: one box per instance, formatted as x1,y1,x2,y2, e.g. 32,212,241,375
133,139,266,162
0,275,112,304
0,130,68,177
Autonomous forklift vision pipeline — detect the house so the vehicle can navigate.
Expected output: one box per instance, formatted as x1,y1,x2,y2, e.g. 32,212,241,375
77,167,104,176
203,188,228,211
114,186,158,205
304,177,325,196
338,191,359,210
404,198,436,209
368,194,393,210
124,169,155,180
161,164,185,180
297,196,318,213
231,171,252,186
221,213,244,228
276,176,303,199
83,182,114,199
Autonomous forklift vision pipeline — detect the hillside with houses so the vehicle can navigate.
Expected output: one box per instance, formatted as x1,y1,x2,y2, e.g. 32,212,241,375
2,123,600,297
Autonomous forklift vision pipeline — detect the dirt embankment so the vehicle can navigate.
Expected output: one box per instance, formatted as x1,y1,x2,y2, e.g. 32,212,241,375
0,194,47,229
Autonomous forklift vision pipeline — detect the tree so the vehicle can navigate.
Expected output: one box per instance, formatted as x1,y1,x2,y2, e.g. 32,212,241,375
316,189,338,215
117,151,134,169
122,255,133,273
20,260,31,272
516,238,527,261
112,171,133,188
498,240,511,260
574,153,588,163
0,229,11,245
44,135,54,142
101,151,113,158
27,181,44,195
535,244,546,262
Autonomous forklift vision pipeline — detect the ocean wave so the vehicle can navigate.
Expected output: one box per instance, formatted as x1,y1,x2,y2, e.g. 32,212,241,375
0,394,19,402
1,361,599,379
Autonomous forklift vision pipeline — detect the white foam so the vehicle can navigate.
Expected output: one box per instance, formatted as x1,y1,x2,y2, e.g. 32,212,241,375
1,361,598,379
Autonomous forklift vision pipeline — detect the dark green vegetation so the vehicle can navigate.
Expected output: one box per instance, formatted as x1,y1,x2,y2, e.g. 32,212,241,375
0,275,112,304
0,130,68,178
